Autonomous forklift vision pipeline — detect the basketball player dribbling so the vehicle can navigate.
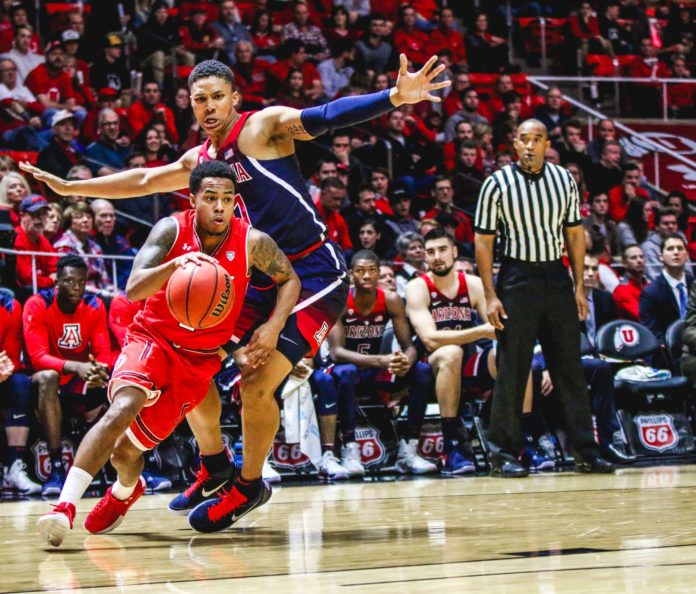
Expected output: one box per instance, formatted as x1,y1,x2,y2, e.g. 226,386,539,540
36,161,300,547
21,54,450,532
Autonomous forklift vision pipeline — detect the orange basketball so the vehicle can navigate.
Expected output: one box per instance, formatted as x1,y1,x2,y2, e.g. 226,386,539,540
166,260,235,329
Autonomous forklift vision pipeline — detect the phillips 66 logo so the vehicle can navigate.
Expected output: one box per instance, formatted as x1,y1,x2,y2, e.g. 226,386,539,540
272,437,310,470
418,425,444,463
635,414,678,452
355,426,386,467
32,438,75,481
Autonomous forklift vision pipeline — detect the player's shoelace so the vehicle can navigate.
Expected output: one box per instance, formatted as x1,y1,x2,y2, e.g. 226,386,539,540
48,502,75,527
207,487,248,523
184,466,210,498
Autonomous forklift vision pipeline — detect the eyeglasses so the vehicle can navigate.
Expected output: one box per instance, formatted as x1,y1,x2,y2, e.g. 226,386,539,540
101,121,119,127
333,142,349,148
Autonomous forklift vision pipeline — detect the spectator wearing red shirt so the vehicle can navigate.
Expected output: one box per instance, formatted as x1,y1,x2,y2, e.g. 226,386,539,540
626,38,672,117
181,8,226,63
232,41,272,110
393,4,430,67
607,163,650,223
25,41,84,129
127,81,179,144
314,177,352,252
668,55,695,119
613,245,649,321
24,255,112,495
249,10,281,61
0,290,40,495
13,195,58,290
423,176,473,246
428,8,466,66
442,71,470,119
269,39,323,101
81,87,128,144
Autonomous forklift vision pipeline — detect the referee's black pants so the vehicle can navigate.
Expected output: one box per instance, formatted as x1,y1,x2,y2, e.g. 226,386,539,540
487,258,597,460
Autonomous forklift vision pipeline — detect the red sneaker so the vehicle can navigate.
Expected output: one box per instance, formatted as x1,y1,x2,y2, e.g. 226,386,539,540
84,477,146,534
37,502,76,548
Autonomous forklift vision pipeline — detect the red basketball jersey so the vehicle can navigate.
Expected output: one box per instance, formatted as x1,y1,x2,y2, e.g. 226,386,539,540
134,210,251,351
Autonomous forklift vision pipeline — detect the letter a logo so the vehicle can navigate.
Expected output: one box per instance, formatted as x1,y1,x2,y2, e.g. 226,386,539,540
58,324,82,349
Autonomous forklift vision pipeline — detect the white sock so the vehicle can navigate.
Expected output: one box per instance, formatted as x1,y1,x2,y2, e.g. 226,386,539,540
111,477,138,500
58,466,93,505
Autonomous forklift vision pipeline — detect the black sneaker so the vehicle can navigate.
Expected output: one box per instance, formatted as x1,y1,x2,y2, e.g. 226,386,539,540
188,480,272,533
168,461,237,515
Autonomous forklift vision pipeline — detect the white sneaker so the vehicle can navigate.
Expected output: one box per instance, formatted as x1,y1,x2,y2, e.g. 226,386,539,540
316,451,349,480
262,459,281,484
340,442,365,477
3,459,42,495
395,439,439,475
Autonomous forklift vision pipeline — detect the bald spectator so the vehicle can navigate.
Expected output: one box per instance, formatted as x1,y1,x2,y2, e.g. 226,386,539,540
281,1,328,63
613,245,649,321
533,87,567,142
588,118,627,165
0,25,43,84
36,110,83,179
83,109,130,177
212,0,253,66
91,199,136,290
13,195,57,290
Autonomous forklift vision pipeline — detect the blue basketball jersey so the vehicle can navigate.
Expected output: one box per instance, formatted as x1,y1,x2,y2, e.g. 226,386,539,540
197,111,327,259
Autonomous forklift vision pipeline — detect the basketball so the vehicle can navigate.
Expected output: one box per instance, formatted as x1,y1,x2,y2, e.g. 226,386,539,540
166,260,235,329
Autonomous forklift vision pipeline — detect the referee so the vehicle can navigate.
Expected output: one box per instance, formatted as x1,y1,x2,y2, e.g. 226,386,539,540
474,119,614,477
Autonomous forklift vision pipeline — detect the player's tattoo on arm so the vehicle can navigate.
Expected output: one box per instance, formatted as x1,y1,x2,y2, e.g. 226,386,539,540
250,231,294,282
285,123,307,137
131,217,177,272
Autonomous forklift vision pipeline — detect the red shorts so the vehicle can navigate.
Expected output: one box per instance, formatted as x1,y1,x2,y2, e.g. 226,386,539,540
108,329,221,451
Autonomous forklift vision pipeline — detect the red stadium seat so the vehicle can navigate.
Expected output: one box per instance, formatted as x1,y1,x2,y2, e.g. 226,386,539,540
44,3,91,15
0,150,38,165
586,54,618,76
516,17,568,60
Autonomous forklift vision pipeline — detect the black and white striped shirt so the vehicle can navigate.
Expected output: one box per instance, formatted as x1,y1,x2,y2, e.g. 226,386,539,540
474,162,581,262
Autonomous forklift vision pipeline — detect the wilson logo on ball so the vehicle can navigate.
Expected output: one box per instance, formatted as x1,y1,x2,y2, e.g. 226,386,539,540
210,274,231,318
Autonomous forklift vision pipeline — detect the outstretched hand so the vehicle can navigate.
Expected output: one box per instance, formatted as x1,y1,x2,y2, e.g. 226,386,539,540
391,54,451,106
19,161,71,196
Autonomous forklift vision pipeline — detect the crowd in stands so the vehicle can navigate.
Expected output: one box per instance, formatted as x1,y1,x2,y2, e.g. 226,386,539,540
0,0,695,493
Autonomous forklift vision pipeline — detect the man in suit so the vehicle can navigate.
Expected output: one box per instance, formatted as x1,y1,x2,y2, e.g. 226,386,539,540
640,233,692,342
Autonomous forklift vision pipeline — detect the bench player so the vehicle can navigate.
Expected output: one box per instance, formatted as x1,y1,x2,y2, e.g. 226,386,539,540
326,250,437,476
406,228,497,474
21,55,449,530
36,161,299,546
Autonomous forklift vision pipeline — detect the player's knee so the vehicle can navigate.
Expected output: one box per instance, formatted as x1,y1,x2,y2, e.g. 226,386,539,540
34,370,60,393
333,364,357,384
431,345,463,369
105,389,144,429
110,441,140,469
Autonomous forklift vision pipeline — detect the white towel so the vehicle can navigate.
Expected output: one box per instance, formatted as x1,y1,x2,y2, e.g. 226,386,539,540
282,375,322,466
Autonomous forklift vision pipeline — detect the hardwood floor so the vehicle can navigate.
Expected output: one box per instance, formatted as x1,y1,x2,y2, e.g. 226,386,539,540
2,465,696,593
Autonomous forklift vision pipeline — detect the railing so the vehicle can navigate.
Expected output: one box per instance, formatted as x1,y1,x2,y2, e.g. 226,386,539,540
527,76,696,191
0,247,135,294
529,75,696,121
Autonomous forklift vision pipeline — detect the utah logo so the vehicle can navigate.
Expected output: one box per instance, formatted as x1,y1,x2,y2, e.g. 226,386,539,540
58,324,82,349
226,251,235,261
614,324,639,351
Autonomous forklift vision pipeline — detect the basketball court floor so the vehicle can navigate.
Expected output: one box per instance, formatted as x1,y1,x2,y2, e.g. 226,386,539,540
2,465,696,593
